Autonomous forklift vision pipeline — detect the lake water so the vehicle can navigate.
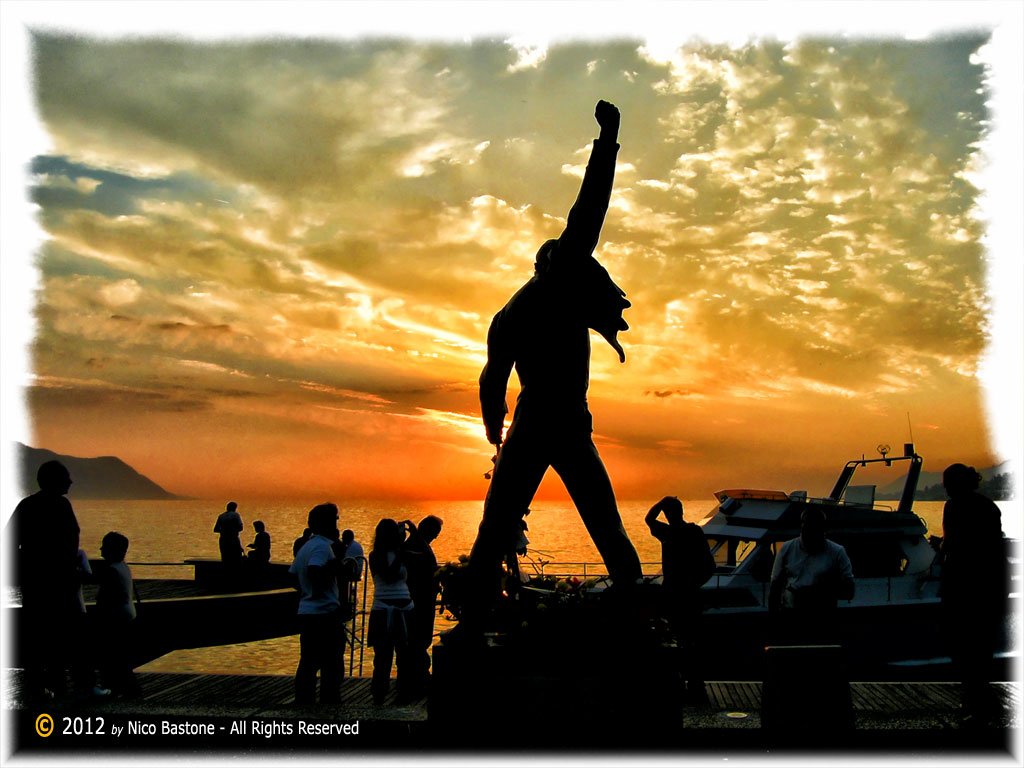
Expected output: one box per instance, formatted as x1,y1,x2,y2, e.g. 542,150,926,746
65,496,1019,677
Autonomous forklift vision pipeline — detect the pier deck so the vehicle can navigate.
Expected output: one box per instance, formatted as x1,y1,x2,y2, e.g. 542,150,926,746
3,670,1019,756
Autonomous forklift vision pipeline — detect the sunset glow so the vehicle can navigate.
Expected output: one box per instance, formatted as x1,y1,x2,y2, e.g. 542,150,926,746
4,8,1021,504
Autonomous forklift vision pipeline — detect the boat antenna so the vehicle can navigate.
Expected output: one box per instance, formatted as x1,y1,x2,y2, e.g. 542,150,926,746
904,412,917,457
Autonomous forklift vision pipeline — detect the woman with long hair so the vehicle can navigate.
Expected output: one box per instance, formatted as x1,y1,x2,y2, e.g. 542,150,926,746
368,518,414,704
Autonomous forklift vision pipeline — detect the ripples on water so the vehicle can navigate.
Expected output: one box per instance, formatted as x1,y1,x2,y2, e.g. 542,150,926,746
68,497,1015,677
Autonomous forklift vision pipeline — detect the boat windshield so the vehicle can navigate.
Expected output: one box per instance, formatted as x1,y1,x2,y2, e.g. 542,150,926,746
708,538,776,581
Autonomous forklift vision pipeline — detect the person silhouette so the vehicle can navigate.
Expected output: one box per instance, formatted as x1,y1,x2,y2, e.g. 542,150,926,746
939,463,1006,721
645,496,714,704
214,501,244,566
94,531,141,697
289,503,345,706
769,507,854,644
466,99,643,614
293,527,312,558
9,460,104,701
340,529,365,581
246,520,271,565
329,529,364,629
403,515,443,697
368,519,414,705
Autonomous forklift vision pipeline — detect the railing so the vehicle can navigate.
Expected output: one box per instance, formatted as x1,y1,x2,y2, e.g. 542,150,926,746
343,557,369,679
516,561,948,609
524,559,663,579
124,561,196,579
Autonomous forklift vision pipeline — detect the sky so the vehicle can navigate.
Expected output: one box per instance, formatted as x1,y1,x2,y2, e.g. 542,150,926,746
2,3,1022,504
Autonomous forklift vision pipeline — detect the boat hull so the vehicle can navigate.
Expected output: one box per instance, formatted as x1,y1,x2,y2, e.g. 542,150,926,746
697,596,1019,681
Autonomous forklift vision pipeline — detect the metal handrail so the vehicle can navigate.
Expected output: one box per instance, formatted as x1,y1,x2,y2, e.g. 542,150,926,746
529,561,663,578
522,562,911,608
124,562,193,567
344,556,368,679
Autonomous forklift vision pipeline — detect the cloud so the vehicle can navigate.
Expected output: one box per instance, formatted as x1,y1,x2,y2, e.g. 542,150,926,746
505,37,548,73
24,34,1000,496
33,37,464,198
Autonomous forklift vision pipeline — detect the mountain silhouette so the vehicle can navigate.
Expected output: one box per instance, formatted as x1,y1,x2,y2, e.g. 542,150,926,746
17,443,182,500
876,461,1012,500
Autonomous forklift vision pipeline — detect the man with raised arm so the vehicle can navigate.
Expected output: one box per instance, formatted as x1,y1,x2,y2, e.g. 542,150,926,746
467,100,643,612
646,496,715,703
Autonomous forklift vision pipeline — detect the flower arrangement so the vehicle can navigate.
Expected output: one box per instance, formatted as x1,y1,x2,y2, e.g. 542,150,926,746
436,552,624,641
436,555,470,620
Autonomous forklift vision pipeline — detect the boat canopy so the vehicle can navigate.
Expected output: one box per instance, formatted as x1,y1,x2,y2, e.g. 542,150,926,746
715,489,790,502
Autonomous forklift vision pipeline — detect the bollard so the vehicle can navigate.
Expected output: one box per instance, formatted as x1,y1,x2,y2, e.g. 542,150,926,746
761,644,853,739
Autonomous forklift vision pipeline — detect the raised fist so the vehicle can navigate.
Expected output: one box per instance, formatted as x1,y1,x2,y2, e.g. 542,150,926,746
595,100,620,132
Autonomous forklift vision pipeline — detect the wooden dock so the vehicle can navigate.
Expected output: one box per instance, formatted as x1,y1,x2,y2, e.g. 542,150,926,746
3,670,1020,756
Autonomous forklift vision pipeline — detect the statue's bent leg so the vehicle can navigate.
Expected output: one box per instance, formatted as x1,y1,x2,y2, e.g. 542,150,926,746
466,422,549,612
553,436,642,586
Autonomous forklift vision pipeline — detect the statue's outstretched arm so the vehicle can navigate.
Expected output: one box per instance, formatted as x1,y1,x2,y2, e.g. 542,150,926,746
557,100,620,261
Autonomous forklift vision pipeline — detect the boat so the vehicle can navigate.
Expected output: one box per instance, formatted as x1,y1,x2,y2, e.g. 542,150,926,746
692,442,1015,679
700,441,937,612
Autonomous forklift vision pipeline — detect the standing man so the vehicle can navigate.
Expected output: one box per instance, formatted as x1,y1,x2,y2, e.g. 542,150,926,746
339,529,365,581
939,463,1006,721
9,461,93,701
290,503,345,706
403,516,443,698
213,501,244,566
765,508,856,731
646,496,715,703
769,508,855,643
467,100,642,613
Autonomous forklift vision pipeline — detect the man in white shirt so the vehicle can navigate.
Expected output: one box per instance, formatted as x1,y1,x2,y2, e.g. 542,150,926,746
290,503,345,705
769,508,854,643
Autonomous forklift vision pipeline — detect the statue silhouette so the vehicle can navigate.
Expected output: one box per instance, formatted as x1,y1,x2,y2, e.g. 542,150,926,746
467,100,643,611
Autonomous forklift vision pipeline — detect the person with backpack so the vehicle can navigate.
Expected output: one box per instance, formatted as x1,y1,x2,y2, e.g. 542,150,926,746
646,495,715,704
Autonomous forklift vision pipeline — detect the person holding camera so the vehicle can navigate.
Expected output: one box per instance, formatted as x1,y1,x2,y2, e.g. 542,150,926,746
368,518,415,704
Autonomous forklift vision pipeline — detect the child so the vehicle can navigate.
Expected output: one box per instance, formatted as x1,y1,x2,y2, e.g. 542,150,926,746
95,531,140,697
75,549,111,698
